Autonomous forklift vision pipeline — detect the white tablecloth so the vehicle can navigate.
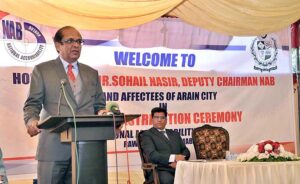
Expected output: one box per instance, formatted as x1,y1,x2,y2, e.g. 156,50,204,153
174,160,300,184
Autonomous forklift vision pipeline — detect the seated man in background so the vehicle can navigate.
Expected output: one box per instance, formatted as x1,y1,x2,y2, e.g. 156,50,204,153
0,148,8,184
141,107,190,184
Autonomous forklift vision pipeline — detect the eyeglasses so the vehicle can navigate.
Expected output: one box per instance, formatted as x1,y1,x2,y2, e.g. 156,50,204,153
153,116,166,120
61,38,84,45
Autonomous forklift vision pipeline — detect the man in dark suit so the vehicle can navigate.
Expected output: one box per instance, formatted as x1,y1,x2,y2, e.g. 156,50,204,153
23,26,106,184
141,107,190,184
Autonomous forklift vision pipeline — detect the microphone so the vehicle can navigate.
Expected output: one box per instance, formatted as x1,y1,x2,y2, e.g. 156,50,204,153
61,79,67,85
106,102,123,184
106,102,121,115
57,79,67,115
59,78,80,183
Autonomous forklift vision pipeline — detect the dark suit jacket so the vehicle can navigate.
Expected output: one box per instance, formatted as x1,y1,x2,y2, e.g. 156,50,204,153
23,57,106,161
141,127,190,172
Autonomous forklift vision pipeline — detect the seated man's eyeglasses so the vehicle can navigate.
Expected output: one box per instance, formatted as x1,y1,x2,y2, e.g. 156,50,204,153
153,116,166,120
61,38,84,45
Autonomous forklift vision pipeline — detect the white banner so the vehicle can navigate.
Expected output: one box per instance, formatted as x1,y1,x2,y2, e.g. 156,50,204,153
0,14,296,176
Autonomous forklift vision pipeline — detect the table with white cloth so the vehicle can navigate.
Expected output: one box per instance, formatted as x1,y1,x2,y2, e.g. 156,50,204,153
174,160,300,184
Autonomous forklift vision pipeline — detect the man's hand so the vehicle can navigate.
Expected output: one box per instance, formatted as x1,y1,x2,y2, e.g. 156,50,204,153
175,154,186,162
26,119,41,137
169,162,177,168
97,109,108,115
168,155,186,169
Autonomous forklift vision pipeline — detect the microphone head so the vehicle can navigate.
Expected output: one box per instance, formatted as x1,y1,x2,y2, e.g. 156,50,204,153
106,102,120,114
61,79,67,85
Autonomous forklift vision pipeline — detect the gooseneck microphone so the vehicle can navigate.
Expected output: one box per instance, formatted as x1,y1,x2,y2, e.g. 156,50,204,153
106,102,131,183
57,79,67,115
106,101,122,184
58,79,80,184
61,79,67,85
106,102,121,115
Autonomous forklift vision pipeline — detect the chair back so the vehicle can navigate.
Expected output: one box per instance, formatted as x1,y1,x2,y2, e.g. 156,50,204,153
136,130,160,184
192,124,229,159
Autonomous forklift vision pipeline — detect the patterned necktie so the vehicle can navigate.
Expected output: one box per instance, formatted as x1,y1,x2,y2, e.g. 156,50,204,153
67,64,76,82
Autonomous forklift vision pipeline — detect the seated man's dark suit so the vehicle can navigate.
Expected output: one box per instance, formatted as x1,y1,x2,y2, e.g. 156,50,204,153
141,127,190,184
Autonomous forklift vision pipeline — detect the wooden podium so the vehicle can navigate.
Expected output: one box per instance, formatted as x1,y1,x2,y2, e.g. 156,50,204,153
38,114,140,184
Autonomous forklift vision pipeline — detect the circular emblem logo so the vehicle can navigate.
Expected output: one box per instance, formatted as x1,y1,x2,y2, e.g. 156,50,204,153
3,22,46,63
251,34,278,72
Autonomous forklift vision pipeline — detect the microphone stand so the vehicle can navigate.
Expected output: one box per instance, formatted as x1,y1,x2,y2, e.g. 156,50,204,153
123,113,131,184
112,113,119,184
57,81,64,115
60,79,80,184
112,110,131,184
